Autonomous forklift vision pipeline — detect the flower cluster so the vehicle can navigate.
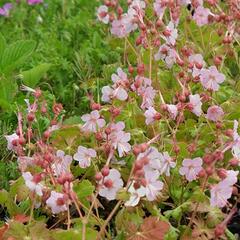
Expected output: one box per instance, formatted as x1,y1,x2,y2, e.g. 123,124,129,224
0,0,43,17
3,0,240,239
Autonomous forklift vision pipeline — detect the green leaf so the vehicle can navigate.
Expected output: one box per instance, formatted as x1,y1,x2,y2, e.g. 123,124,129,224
0,190,19,217
51,228,97,240
3,221,51,240
73,180,95,199
2,221,28,240
0,76,17,110
21,63,51,87
0,32,6,59
1,40,36,73
225,229,237,240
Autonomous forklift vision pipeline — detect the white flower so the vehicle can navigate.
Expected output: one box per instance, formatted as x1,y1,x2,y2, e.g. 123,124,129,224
110,130,131,157
144,170,164,201
22,172,43,196
5,133,19,151
159,152,176,176
144,107,159,125
189,94,202,117
125,182,146,207
81,110,106,133
97,5,109,24
166,104,178,120
46,191,68,214
99,169,124,201
73,146,96,168
53,150,73,176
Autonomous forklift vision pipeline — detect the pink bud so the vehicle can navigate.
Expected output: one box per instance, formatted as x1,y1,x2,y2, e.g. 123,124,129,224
95,172,103,181
104,179,113,188
101,167,110,177
27,112,35,122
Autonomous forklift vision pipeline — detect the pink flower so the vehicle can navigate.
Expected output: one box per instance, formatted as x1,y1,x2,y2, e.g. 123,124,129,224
200,66,225,91
125,182,146,207
53,150,72,176
180,0,191,5
189,94,202,116
188,54,205,77
81,110,105,133
162,21,178,46
131,75,152,93
73,146,96,168
144,170,164,201
139,147,162,171
166,104,178,120
179,157,203,181
101,86,113,103
24,99,37,113
210,170,238,207
111,14,137,38
27,0,43,5
224,170,239,186
109,121,125,133
210,181,233,208
101,86,128,102
97,5,109,24
232,120,240,160
18,156,33,172
99,169,123,200
206,105,224,122
46,191,68,214
154,0,166,19
22,172,43,196
112,87,128,101
111,67,128,85
5,133,19,151
0,3,12,17
140,86,156,110
110,130,131,157
193,6,211,27
144,107,159,125
101,68,129,102
129,0,146,10
155,44,178,68
159,152,176,176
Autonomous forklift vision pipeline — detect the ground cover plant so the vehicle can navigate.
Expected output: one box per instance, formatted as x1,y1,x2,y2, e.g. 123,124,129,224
1,0,240,239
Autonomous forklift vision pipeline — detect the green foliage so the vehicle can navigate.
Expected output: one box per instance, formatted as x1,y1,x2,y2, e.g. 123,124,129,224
0,39,36,74
73,180,95,199
21,63,51,87
52,228,97,240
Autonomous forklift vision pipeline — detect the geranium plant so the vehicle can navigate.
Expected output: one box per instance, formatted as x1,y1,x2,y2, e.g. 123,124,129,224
1,0,240,239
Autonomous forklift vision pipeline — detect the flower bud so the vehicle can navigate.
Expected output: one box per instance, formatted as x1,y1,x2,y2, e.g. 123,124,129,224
137,63,145,75
18,137,26,146
206,166,214,176
91,102,101,110
214,224,225,238
214,56,222,66
34,88,42,98
134,160,144,171
140,143,148,152
104,179,113,188
43,130,51,139
101,166,110,177
198,169,206,178
217,168,227,179
128,65,134,74
95,132,103,141
229,158,239,167
95,172,103,181
225,129,233,137
27,112,35,122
